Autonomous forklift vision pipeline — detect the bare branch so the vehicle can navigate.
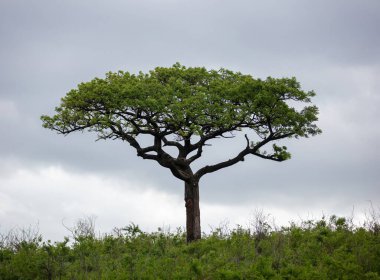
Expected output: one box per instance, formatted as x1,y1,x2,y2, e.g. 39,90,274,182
195,147,250,179
187,145,203,163
220,133,235,139
162,136,184,150
244,134,250,146
195,134,273,178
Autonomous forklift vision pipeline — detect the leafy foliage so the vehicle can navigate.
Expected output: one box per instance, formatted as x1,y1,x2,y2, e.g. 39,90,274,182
42,63,319,138
41,64,321,180
1,216,379,279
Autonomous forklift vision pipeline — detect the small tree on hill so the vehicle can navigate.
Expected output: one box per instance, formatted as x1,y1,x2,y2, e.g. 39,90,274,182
41,63,321,242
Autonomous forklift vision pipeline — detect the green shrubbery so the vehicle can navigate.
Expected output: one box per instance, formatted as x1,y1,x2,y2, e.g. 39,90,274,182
1,215,379,279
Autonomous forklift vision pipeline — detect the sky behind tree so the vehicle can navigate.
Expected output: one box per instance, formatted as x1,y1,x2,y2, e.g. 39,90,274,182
0,0,379,240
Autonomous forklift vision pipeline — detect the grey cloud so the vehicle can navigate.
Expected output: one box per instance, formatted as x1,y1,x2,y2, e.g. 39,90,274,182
0,0,379,218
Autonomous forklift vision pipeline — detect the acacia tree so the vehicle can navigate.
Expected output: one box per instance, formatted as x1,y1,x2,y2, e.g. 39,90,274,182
41,63,321,242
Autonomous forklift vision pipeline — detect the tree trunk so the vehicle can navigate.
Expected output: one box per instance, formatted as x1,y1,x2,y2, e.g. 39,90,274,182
184,180,201,242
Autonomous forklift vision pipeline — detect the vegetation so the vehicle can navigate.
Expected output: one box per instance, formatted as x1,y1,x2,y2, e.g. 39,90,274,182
1,213,379,279
41,64,321,241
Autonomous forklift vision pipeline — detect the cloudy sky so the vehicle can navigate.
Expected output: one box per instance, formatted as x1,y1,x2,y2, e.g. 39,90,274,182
1,0,379,241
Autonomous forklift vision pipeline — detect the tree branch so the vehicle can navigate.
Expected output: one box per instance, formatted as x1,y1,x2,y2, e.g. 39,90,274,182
251,152,283,161
195,146,250,179
50,124,92,135
189,127,235,153
187,145,203,163
162,136,184,150
194,133,282,179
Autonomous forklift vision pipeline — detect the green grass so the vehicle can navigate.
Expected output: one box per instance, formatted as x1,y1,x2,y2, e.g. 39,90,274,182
1,215,380,279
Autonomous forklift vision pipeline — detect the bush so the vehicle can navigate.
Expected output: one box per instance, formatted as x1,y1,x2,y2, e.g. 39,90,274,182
1,215,379,279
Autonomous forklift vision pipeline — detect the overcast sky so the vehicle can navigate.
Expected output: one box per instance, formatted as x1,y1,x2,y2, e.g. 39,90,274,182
1,0,379,241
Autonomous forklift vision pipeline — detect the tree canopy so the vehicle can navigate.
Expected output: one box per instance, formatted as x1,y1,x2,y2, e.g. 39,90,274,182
41,63,320,181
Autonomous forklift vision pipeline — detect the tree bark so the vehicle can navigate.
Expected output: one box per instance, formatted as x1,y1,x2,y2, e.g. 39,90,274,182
184,180,201,242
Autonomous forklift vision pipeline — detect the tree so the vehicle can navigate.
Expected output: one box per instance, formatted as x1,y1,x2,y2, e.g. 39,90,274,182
41,63,321,242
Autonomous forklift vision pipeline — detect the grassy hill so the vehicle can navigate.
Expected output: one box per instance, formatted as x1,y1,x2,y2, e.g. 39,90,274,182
1,214,379,279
